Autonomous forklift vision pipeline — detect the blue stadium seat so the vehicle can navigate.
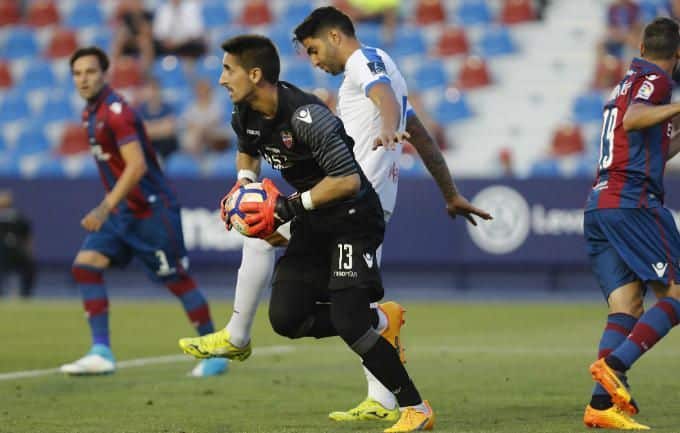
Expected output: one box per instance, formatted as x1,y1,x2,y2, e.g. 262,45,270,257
66,2,104,29
0,91,32,124
572,91,604,124
153,57,189,90
222,97,234,124
17,60,57,92
355,23,383,48
457,0,493,26
78,156,99,178
281,63,316,89
29,156,66,178
0,153,21,177
195,55,223,82
0,134,6,152
434,92,473,123
38,92,78,124
529,158,560,177
202,0,231,29
91,28,113,51
165,152,201,178
280,2,313,30
390,29,426,58
1,27,40,60
14,124,51,156
638,0,668,23
269,26,297,57
478,27,517,57
412,60,448,91
203,149,237,177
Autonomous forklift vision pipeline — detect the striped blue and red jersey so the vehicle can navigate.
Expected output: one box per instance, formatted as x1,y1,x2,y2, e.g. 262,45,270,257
585,57,674,212
82,85,177,217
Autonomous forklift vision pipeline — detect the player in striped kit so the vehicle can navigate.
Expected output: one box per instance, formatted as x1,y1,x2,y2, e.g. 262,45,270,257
583,17,680,430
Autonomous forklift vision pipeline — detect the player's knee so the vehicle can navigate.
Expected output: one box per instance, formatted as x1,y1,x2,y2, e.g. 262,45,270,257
74,250,110,269
330,300,376,354
268,302,311,339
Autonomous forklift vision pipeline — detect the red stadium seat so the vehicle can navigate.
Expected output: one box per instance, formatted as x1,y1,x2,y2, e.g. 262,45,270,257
110,57,143,89
436,27,469,57
45,28,78,59
26,0,60,27
550,124,585,156
415,0,446,25
58,123,90,156
240,0,272,26
593,54,625,90
0,61,12,89
456,56,492,89
0,0,21,26
500,0,535,25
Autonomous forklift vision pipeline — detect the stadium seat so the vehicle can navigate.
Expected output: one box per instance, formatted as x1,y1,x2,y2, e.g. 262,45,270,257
0,0,21,26
39,92,78,124
415,0,446,25
478,27,517,57
25,0,60,27
203,149,237,178
111,57,144,89
434,90,473,123
280,2,314,30
57,123,90,156
1,27,40,59
592,55,624,90
638,0,666,23
500,0,535,25
17,60,57,92
550,124,585,156
436,27,470,57
152,56,189,90
412,60,448,91
355,23,383,48
0,154,21,177
239,0,273,26
0,61,12,88
14,125,52,157
202,1,231,30
165,152,202,178
572,91,604,124
281,63,316,89
0,91,32,124
456,56,492,89
195,55,222,82
66,2,104,29
529,158,560,177
457,0,493,26
268,26,297,58
91,28,114,51
389,29,426,58
26,156,67,178
45,28,78,58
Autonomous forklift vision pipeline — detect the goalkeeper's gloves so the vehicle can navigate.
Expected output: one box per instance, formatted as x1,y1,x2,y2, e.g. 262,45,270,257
240,178,304,238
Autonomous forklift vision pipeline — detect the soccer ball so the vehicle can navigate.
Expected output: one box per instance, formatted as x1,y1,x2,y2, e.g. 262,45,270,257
224,182,267,236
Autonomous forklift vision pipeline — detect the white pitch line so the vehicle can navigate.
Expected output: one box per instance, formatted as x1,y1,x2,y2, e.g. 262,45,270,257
0,345,294,382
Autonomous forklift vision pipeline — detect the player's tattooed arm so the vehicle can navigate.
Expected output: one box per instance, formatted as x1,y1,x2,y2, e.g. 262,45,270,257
406,114,492,225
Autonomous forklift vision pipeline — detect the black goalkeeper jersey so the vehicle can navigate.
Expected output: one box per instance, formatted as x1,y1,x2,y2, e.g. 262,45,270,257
232,81,370,195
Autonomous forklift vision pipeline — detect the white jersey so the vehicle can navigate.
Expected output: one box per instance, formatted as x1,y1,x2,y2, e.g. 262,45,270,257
338,46,413,214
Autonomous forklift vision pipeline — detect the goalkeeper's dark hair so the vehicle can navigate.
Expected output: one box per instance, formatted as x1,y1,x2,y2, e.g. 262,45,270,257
69,46,110,72
293,6,356,44
221,34,280,84
643,17,680,60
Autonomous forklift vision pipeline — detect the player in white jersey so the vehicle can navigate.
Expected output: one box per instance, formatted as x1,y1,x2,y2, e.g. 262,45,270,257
179,6,490,430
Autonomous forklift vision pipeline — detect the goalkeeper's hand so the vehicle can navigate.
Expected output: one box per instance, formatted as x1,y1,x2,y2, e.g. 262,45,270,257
240,179,304,238
220,180,246,231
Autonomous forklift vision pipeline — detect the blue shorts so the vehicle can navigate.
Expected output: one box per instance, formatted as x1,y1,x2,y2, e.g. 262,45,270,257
80,203,188,282
584,208,680,300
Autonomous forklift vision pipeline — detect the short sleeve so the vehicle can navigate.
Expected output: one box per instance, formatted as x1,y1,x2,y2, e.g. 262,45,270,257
346,48,392,96
632,74,672,106
108,102,140,146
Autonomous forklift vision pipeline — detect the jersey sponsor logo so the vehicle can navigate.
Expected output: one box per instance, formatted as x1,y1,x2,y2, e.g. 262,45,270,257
281,130,294,149
363,252,374,268
653,262,668,278
246,128,261,136
109,102,122,114
467,186,531,254
90,144,111,161
296,109,312,124
367,61,386,75
636,80,654,100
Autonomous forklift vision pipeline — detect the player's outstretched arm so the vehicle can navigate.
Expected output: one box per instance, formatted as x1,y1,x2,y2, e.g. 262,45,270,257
405,113,492,225
368,82,410,150
623,102,680,132
81,140,147,232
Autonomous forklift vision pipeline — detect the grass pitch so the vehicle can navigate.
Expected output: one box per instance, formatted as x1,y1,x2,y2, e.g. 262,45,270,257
1,300,679,433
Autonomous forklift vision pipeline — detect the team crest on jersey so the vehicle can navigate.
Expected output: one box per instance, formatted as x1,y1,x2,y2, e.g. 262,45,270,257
281,130,294,148
367,61,386,75
636,80,654,100
109,102,122,114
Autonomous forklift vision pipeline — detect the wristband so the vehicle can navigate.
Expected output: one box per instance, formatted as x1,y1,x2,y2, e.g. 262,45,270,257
237,169,258,183
301,190,315,210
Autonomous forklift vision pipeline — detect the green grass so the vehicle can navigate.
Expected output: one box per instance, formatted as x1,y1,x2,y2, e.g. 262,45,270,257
1,301,679,433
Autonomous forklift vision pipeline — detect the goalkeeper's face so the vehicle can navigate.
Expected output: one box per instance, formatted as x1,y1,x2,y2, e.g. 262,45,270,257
301,36,344,76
